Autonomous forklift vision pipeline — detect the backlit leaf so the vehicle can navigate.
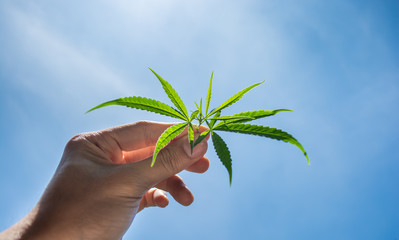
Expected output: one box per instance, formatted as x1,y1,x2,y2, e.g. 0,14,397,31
87,69,310,185
149,68,189,120
193,130,210,147
152,122,188,166
214,109,291,127
190,110,199,121
206,72,213,115
209,116,254,121
209,111,221,128
210,81,264,115
212,132,233,185
188,123,194,153
214,123,309,164
86,96,186,120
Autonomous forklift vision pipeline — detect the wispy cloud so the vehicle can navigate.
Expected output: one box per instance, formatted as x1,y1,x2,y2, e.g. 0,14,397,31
1,1,398,239
3,4,135,106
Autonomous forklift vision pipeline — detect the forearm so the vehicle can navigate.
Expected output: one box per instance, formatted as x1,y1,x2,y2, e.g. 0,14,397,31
0,200,132,240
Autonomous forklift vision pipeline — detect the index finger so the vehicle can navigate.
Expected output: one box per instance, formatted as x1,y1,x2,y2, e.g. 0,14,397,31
104,121,176,151
104,121,209,152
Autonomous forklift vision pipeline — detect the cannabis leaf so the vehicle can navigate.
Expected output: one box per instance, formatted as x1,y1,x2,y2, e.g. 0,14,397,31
208,81,264,116
149,68,189,120
87,68,309,185
213,123,309,165
152,122,188,167
205,72,213,115
214,109,292,126
212,132,232,185
193,129,211,147
86,96,186,120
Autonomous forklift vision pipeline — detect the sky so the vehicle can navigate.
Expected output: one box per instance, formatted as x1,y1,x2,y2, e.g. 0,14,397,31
0,0,398,239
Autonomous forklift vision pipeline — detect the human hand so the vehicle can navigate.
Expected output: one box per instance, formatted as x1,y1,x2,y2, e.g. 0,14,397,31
3,121,209,240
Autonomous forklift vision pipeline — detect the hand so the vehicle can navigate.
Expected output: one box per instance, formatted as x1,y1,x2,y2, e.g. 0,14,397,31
1,121,209,240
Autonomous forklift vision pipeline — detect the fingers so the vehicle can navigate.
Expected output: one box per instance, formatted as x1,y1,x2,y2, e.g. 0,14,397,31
104,121,176,151
185,157,210,173
137,188,169,213
138,175,196,213
85,121,209,165
124,132,208,187
156,175,194,206
123,150,209,174
104,121,209,151
122,146,155,163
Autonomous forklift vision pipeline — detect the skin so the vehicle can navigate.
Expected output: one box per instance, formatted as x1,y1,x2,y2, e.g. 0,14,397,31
0,121,210,240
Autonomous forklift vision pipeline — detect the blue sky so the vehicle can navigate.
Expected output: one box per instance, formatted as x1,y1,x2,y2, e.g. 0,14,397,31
0,0,398,239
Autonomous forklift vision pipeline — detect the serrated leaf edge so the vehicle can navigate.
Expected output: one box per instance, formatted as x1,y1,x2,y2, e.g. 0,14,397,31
212,132,233,185
149,68,189,119
86,96,187,120
152,122,188,166
210,80,264,115
214,123,309,164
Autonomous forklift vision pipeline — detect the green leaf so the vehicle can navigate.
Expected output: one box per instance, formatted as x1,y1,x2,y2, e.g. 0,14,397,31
152,122,188,166
193,130,210,147
206,72,213,115
214,123,309,164
188,123,194,153
86,96,186,121
209,115,254,121
190,110,199,121
212,132,233,185
149,68,189,120
209,81,264,115
200,98,203,114
194,101,200,111
214,109,291,127
209,111,221,128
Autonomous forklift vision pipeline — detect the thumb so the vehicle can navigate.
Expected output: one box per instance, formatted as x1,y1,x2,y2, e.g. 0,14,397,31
127,134,208,188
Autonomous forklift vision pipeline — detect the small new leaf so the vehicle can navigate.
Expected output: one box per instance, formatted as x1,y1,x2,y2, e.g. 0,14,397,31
210,81,264,115
209,111,221,129
190,110,199,122
193,130,210,147
200,98,203,114
152,122,188,166
188,123,195,153
206,72,213,115
212,132,233,185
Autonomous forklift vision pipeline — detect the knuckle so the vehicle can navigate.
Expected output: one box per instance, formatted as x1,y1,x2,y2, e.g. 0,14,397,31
65,133,87,150
134,121,154,146
135,120,152,128
157,147,181,174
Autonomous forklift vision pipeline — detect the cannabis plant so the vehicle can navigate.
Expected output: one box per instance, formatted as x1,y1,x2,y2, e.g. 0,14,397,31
87,68,309,184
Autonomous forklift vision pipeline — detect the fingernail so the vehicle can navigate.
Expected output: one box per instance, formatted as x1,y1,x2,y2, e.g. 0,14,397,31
159,189,167,197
